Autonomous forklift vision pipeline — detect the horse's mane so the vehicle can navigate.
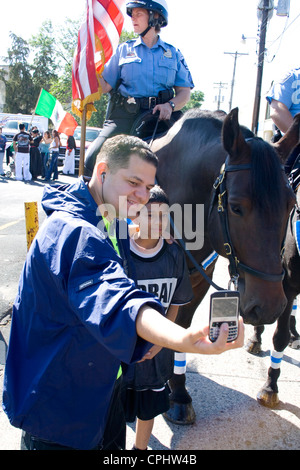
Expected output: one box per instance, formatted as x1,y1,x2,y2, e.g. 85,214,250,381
178,109,253,147
248,137,283,217
179,109,283,216
180,109,224,134
173,109,222,147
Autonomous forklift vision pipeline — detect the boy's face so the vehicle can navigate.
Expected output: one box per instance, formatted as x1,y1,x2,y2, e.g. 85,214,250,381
138,202,169,240
101,154,156,219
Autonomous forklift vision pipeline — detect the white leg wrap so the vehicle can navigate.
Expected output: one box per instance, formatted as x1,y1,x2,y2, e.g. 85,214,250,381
270,350,284,369
174,352,186,374
291,298,297,317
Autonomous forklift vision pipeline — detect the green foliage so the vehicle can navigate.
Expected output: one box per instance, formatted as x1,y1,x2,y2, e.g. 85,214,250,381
1,22,204,126
29,21,59,94
2,19,81,116
3,33,36,113
49,18,82,109
182,90,204,112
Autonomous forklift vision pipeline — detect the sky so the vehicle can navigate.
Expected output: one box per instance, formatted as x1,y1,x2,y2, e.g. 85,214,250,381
1,0,300,130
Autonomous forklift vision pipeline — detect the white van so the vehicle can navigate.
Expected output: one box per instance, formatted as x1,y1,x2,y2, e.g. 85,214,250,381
0,114,48,141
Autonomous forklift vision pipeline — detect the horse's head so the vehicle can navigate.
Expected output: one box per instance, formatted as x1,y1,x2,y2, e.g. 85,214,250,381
208,108,296,326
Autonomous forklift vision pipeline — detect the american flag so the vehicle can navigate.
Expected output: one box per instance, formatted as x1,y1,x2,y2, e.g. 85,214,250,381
72,0,125,119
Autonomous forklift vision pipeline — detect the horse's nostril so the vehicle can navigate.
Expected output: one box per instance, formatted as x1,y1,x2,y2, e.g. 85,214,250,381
242,296,287,326
241,309,261,326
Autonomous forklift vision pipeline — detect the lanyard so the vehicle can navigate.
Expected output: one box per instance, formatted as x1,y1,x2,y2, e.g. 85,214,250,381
103,218,120,256
103,217,122,379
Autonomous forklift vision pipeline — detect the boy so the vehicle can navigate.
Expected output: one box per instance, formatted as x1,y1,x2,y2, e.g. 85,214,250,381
123,185,194,450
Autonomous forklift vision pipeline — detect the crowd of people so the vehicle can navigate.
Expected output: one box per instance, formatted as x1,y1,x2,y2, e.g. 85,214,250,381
0,124,76,182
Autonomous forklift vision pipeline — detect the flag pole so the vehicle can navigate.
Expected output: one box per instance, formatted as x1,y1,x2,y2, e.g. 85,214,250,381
30,88,43,129
79,104,87,177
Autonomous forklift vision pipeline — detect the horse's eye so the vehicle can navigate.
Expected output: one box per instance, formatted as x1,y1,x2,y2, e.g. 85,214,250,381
230,205,243,216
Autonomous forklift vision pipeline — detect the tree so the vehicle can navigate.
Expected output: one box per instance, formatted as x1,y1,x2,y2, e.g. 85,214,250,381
29,21,59,95
2,24,204,125
49,18,82,108
3,33,36,114
2,19,81,116
182,90,204,113
28,18,80,110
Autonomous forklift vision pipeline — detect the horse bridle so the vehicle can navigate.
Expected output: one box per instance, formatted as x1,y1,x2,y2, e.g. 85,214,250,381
212,155,285,288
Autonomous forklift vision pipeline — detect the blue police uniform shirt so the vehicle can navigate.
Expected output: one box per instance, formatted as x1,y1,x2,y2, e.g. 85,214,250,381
102,36,194,98
266,67,300,117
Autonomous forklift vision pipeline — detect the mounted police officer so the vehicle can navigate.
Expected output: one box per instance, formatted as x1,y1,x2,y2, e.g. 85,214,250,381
84,0,194,176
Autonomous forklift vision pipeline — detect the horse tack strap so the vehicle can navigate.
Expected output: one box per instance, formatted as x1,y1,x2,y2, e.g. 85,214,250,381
215,156,285,284
188,251,218,276
237,261,285,283
167,213,224,291
155,176,224,291
216,157,244,280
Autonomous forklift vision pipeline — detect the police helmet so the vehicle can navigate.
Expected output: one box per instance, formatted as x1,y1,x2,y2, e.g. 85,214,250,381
126,0,168,27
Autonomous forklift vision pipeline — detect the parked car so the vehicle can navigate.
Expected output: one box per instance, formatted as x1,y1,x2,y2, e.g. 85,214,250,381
58,126,101,169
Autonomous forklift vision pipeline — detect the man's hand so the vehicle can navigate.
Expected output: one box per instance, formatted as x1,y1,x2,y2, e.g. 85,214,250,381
184,318,244,355
136,305,244,356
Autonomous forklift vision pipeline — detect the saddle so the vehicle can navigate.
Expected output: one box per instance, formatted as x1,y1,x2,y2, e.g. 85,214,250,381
129,110,180,143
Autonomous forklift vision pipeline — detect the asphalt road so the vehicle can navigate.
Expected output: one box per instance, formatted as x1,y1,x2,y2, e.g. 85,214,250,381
0,171,299,451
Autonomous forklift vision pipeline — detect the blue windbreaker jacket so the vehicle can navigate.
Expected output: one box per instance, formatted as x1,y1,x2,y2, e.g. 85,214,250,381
2,177,164,449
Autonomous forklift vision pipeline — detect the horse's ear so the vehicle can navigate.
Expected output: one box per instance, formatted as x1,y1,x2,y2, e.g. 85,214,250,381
222,107,248,161
273,113,300,163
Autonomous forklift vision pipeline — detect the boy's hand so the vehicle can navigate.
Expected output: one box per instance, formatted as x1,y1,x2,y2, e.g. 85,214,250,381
138,344,162,362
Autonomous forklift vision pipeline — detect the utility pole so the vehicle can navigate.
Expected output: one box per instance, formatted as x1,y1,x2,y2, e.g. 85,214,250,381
251,0,273,134
224,51,248,111
213,81,227,110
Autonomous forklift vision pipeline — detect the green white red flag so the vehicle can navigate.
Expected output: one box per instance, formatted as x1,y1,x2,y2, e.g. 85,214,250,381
35,89,78,136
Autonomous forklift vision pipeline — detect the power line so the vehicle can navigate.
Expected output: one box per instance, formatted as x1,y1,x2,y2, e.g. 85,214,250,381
224,51,248,111
268,12,300,48
213,81,227,110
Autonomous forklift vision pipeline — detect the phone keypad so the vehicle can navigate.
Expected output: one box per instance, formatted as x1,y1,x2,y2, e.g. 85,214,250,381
210,322,238,342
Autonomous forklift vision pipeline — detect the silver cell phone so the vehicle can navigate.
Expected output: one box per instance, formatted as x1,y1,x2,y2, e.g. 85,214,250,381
209,290,240,343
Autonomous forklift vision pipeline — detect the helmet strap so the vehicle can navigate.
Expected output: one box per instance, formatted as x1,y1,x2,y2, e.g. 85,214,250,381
140,25,152,37
140,11,158,37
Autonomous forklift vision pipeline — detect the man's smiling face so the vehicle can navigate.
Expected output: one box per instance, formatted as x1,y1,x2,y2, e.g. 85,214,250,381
102,153,156,219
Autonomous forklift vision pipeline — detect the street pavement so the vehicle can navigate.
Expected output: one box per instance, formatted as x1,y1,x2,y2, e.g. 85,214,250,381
0,170,299,450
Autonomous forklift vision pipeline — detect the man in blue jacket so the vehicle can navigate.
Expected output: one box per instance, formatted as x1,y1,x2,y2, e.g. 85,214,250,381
3,134,244,450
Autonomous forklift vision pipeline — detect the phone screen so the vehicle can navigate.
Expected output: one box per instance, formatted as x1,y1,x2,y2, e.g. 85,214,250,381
211,297,239,318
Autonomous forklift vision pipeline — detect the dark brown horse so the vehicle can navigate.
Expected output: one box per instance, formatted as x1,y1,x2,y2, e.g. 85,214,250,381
151,107,297,422
246,115,300,407
246,187,300,407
